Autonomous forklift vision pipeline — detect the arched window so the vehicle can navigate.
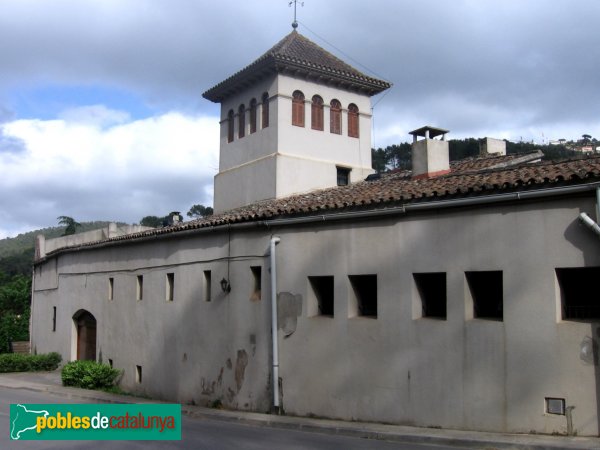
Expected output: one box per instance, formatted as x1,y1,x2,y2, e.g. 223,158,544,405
238,104,245,138
348,103,359,138
311,95,324,131
292,90,305,127
227,109,234,143
249,98,257,134
261,92,269,129
330,99,341,135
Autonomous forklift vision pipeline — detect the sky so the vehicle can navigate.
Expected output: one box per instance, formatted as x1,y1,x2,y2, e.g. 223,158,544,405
1,0,599,239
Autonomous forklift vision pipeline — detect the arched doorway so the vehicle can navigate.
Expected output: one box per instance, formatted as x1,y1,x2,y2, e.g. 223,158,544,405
72,310,96,361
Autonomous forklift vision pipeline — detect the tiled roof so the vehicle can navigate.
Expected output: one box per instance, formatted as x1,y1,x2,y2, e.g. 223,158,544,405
40,152,600,258
203,31,391,102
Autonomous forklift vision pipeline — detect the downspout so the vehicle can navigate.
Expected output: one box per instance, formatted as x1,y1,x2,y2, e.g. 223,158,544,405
579,187,600,238
579,212,600,238
270,236,281,413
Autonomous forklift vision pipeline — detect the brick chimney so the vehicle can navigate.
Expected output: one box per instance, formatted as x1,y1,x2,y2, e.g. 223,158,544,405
409,126,450,180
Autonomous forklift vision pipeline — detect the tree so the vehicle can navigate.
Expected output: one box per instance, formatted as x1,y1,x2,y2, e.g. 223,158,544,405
140,216,166,228
57,216,81,236
187,204,214,219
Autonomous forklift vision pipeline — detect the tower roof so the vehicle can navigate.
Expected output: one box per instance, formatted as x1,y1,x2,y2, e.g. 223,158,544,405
202,30,391,103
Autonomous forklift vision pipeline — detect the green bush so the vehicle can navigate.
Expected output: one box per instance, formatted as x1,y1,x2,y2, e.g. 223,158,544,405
0,352,61,373
61,360,121,390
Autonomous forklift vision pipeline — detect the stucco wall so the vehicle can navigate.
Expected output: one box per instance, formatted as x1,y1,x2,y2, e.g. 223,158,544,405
214,73,374,212
31,194,600,435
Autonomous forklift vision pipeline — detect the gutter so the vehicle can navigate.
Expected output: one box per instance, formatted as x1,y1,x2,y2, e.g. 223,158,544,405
578,187,600,238
37,181,600,262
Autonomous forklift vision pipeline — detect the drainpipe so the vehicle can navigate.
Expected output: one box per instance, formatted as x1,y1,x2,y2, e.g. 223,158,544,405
579,212,600,238
270,236,281,413
596,186,600,222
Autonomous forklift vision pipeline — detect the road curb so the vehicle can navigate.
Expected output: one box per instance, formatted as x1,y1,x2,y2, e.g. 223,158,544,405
1,374,599,450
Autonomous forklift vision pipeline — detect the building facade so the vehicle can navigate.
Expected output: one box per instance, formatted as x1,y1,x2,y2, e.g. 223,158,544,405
30,30,600,436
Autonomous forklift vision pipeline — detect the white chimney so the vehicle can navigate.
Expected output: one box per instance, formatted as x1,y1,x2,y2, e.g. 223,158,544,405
409,126,450,179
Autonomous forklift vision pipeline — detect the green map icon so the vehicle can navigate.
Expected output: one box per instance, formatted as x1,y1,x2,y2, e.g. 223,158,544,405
10,404,49,440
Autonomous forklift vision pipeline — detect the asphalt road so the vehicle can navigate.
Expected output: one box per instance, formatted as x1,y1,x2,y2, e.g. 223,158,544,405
0,387,471,449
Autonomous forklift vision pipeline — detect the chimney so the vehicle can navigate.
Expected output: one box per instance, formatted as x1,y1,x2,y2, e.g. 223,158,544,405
479,137,506,156
409,126,450,179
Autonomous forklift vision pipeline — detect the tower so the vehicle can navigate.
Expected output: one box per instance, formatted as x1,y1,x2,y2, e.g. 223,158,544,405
203,30,391,213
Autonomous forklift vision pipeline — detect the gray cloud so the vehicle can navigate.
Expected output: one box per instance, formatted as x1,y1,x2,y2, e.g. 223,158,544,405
1,0,599,237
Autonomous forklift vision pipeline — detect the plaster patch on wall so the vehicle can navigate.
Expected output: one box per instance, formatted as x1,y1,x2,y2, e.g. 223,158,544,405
277,292,303,337
235,349,249,392
580,336,598,365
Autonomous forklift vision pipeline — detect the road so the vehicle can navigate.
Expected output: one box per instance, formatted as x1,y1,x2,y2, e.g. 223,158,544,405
0,387,471,449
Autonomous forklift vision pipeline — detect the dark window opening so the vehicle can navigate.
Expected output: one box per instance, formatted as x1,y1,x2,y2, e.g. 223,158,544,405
136,275,143,301
108,359,113,368
108,277,114,301
238,104,245,138
251,266,262,301
309,276,334,316
557,267,600,320
227,109,234,143
204,270,212,302
261,92,269,128
337,167,350,186
166,272,174,302
414,272,446,319
349,274,377,317
52,306,56,332
249,98,257,134
136,365,142,383
292,90,305,127
311,95,324,131
466,271,503,320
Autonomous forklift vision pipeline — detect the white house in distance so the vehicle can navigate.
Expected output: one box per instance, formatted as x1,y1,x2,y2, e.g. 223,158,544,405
31,28,600,436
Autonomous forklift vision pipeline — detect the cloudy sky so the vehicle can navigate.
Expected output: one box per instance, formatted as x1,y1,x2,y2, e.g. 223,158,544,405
1,0,599,238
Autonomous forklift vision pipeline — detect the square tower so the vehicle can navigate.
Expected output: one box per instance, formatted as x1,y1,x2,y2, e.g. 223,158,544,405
203,31,391,213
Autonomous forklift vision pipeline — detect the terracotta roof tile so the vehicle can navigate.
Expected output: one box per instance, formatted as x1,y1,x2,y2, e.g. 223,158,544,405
203,31,391,102
41,153,600,256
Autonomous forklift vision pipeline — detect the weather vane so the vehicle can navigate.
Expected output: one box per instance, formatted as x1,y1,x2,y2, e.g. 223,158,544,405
289,0,304,29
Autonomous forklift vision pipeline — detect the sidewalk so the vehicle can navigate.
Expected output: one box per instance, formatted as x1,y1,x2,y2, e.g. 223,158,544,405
1,370,599,449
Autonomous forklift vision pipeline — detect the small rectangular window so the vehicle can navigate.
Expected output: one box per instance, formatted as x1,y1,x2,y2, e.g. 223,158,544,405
337,167,351,186
349,274,377,318
108,359,113,368
136,365,142,383
251,266,262,301
545,397,565,415
308,276,334,317
136,275,143,301
466,271,503,320
557,267,600,320
414,272,446,319
204,270,212,302
52,306,56,332
166,273,174,301
108,277,114,301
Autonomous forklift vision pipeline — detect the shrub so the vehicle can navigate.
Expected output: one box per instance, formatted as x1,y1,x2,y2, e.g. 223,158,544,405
0,352,61,373
61,360,120,390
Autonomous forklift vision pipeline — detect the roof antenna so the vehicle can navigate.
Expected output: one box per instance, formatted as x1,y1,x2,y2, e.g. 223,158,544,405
289,0,304,29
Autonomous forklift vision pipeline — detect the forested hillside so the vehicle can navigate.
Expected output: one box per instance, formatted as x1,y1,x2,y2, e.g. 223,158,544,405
0,221,124,352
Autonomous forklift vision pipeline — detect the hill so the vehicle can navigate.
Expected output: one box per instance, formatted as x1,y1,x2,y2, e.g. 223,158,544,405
0,222,128,277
